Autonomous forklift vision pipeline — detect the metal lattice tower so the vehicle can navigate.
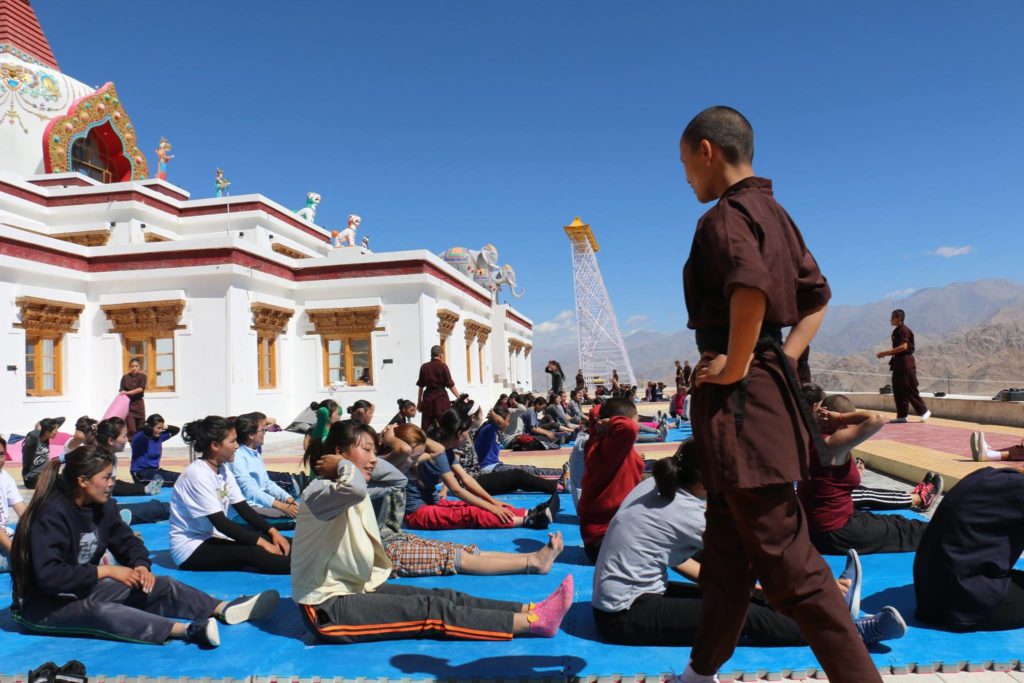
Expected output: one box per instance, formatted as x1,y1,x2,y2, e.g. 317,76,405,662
564,216,636,391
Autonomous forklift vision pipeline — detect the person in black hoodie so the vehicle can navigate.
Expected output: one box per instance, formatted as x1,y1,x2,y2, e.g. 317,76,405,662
20,417,63,489
9,445,279,648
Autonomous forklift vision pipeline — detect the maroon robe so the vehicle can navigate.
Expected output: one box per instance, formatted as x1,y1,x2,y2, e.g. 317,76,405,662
119,371,147,437
683,176,879,681
417,359,454,429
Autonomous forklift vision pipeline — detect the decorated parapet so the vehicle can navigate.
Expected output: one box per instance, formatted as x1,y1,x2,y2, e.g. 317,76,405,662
439,244,524,301
295,192,321,223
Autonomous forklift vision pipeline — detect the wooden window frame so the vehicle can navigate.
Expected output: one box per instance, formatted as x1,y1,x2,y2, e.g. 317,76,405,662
306,306,382,389
122,332,176,393
15,296,83,398
257,334,277,390
251,303,293,391
25,333,63,397
321,334,374,387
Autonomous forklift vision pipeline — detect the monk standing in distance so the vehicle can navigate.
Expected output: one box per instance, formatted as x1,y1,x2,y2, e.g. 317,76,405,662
416,345,461,430
677,106,880,683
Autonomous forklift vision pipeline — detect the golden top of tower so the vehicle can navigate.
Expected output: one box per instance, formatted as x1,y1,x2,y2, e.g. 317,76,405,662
563,216,599,253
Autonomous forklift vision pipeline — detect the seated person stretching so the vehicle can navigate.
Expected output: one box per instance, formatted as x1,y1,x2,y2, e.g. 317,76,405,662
798,394,934,555
170,416,291,574
292,420,574,644
593,439,907,647
9,445,279,648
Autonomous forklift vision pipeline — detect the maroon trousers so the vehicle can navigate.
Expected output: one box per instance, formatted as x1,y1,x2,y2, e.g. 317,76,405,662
892,368,928,418
691,486,881,682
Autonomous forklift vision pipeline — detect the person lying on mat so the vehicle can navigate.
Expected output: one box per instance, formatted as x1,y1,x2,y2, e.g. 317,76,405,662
914,466,1024,633
227,413,298,527
292,420,574,644
797,393,935,555
311,421,566,578
8,445,279,649
396,408,556,531
170,416,290,574
592,439,908,647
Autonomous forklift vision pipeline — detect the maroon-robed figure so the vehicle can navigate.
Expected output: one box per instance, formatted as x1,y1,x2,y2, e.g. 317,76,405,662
416,345,460,429
119,359,147,437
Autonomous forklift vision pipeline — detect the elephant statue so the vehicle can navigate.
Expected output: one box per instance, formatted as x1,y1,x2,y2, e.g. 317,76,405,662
492,264,524,299
439,244,522,302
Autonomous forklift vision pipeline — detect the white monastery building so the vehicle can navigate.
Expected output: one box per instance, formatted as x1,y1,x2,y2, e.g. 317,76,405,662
0,0,533,433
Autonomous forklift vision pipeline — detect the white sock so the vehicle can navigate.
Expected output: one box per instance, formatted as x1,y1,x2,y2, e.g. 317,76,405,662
980,434,1002,460
677,664,719,683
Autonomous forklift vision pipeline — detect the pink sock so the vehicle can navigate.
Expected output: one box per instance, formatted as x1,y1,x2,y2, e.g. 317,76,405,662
528,575,574,637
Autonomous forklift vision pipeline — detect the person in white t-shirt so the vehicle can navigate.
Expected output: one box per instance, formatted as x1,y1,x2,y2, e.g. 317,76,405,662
0,436,27,572
170,416,290,574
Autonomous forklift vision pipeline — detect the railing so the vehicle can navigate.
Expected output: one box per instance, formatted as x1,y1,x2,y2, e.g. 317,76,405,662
809,367,1021,398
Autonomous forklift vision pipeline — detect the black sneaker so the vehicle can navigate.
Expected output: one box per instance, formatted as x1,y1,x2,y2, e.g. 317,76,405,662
546,491,561,516
522,506,552,529
218,590,280,625
54,661,87,683
28,662,58,683
185,618,221,649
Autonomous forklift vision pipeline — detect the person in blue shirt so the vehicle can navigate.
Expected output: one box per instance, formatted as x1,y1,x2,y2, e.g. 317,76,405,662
130,414,180,485
227,414,297,527
471,407,565,495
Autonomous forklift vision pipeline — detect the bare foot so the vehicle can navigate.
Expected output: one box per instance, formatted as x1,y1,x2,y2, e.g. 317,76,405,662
531,532,564,574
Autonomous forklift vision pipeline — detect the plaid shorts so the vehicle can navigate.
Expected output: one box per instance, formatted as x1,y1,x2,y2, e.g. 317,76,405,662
384,534,480,577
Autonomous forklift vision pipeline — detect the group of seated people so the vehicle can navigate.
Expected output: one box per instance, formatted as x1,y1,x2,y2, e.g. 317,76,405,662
1,384,1022,656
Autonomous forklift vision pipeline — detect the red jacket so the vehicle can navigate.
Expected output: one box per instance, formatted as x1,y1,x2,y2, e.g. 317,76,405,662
577,416,644,546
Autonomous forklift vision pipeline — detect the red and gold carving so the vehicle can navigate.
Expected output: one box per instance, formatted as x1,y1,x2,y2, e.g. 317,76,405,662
43,82,149,180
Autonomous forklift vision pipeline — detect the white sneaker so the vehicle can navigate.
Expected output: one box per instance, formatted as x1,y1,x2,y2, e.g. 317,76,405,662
920,410,931,423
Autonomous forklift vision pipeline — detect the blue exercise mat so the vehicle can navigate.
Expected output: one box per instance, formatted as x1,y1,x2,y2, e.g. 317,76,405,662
0,493,1020,679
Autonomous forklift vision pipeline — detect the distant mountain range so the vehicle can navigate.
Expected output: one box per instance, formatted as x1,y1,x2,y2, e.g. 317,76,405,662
532,278,1024,394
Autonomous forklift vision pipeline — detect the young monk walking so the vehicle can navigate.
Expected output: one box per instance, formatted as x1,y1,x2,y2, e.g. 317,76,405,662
677,106,880,683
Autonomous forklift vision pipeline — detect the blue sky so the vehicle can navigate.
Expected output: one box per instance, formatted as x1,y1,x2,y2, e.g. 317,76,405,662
38,1,1024,334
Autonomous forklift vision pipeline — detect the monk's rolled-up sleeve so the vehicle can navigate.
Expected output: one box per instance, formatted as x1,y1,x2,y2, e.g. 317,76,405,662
713,205,779,306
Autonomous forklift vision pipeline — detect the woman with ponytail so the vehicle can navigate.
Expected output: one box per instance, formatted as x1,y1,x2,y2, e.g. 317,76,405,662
9,445,279,649
129,413,181,485
301,399,340,469
95,417,160,497
292,420,574,644
170,416,290,574
345,400,375,425
388,399,417,426
399,410,556,531
590,439,897,648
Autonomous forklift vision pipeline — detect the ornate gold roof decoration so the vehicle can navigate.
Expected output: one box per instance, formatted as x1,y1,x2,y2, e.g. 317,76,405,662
100,299,185,334
14,296,84,334
307,305,382,335
251,303,294,335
